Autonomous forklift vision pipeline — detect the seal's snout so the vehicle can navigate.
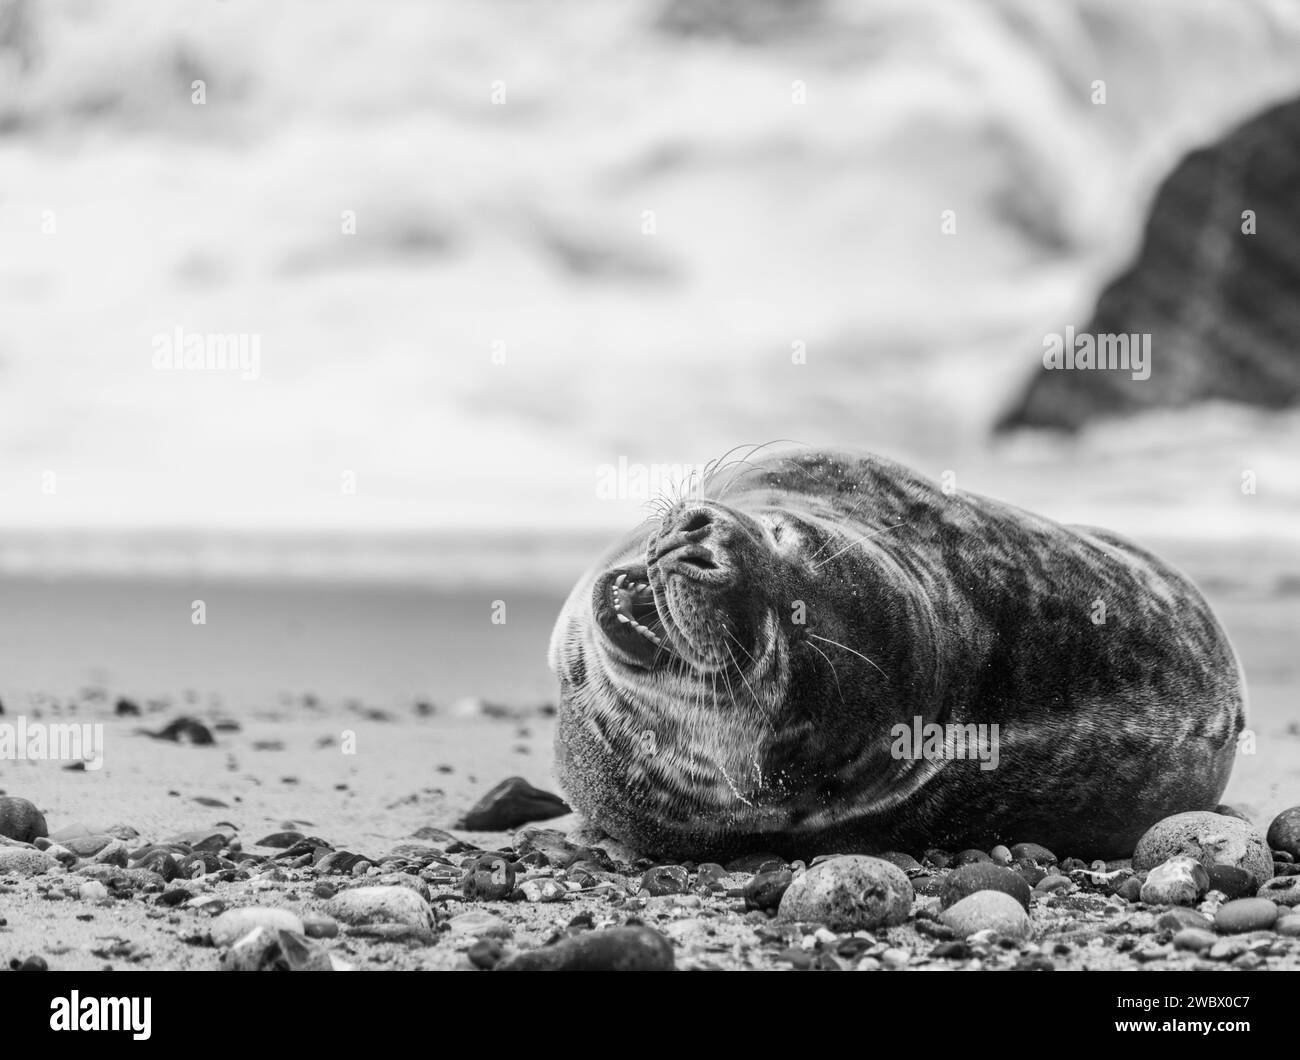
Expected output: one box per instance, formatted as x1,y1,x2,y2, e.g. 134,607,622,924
652,503,754,580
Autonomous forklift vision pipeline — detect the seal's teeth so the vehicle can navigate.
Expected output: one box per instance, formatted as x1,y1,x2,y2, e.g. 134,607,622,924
616,613,631,623
614,573,627,588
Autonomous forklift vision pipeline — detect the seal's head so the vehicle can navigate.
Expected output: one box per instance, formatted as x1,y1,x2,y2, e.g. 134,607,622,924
548,452,940,858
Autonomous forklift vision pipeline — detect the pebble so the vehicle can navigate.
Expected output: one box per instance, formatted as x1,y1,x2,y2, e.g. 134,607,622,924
1213,897,1279,934
0,797,48,843
467,938,504,970
1256,875,1300,908
1034,874,1074,895
219,927,280,971
1205,864,1256,899
939,862,1033,911
1012,858,1048,888
1172,928,1217,952
1232,951,1265,971
1009,842,1057,867
496,925,674,971
461,855,515,900
639,865,688,896
455,776,570,830
777,856,913,931
62,834,116,858
149,716,215,745
519,878,567,903
1115,877,1143,903
922,849,953,869
78,881,109,901
0,848,57,876
875,851,922,873
1140,856,1210,906
326,885,437,935
301,915,339,939
276,929,333,972
880,947,910,968
743,868,793,911
1208,937,1248,961
953,849,992,866
254,831,305,849
447,910,512,939
989,845,1012,866
1275,914,1300,937
694,863,728,890
1157,908,1212,932
18,956,48,971
210,907,305,947
1266,807,1300,860
1133,810,1273,887
940,890,1032,941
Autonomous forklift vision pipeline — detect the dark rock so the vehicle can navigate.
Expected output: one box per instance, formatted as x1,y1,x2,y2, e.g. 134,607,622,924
743,869,793,911
1267,807,1300,860
1115,877,1143,903
148,716,215,745
137,851,180,882
1060,857,1089,873
996,95,1300,434
315,851,372,874
953,849,992,866
158,888,192,907
930,941,970,959
640,865,688,897
0,797,48,842
497,925,674,971
1012,858,1048,888
411,826,460,844
461,854,515,900
1206,864,1256,899
468,938,504,969
1008,843,1057,867
455,777,570,831
18,956,48,971
922,849,953,869
255,831,305,849
114,698,141,717
939,862,1033,911
875,851,922,873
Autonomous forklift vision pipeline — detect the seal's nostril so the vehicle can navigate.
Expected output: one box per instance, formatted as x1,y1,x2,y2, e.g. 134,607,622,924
681,512,712,533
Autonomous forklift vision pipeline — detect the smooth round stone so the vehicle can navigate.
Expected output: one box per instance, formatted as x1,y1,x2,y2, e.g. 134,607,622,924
1213,898,1279,934
875,851,922,873
1172,928,1217,952
1141,856,1210,906
1114,877,1144,903
62,834,116,858
1275,915,1300,937
922,849,953,869
1012,859,1048,887
939,863,1033,911
1206,864,1256,899
210,907,304,947
326,885,436,933
1267,807,1300,861
0,848,57,877
777,855,913,931
1133,811,1273,887
78,881,109,901
953,849,992,866
940,890,1031,941
1009,843,1057,867
1034,874,1073,895
989,845,1012,866
0,797,48,843
1258,876,1300,908
496,925,673,971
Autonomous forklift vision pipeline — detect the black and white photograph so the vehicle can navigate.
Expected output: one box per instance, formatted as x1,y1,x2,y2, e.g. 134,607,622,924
2,0,1299,1032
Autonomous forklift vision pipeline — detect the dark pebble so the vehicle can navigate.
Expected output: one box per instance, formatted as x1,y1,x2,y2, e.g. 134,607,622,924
1060,857,1089,873
640,865,689,897
138,851,180,882
455,776,570,831
462,855,516,900
953,849,992,866
148,716,214,745
1009,843,1057,867
835,936,875,959
776,947,812,970
496,926,673,971
158,888,192,907
875,851,922,873
922,849,953,869
1012,858,1048,888
1267,807,1300,861
1115,877,1143,903
743,869,793,911
114,698,141,716
255,831,306,849
1275,850,1295,864
0,796,48,843
312,882,337,899
940,862,1033,911
19,956,48,971
467,938,504,970
1014,955,1056,971
1206,864,1257,899
931,941,970,959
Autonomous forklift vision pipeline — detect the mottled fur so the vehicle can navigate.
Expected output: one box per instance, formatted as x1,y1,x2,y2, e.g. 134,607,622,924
548,449,1245,859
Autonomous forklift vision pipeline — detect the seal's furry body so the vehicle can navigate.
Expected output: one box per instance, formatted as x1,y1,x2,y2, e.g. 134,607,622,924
549,449,1245,859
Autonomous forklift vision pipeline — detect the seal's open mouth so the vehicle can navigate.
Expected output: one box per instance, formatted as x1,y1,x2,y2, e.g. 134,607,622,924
595,566,675,668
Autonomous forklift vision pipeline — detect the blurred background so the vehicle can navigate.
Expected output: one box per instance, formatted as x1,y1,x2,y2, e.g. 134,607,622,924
1,0,1298,721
